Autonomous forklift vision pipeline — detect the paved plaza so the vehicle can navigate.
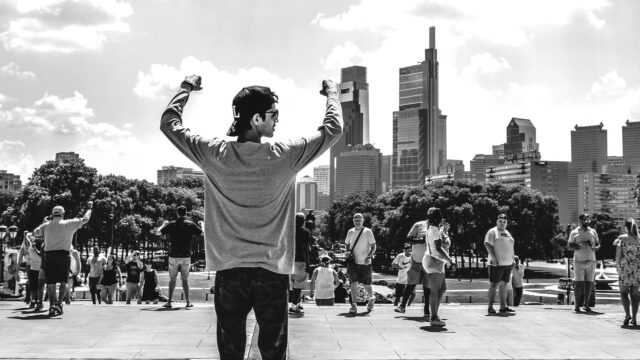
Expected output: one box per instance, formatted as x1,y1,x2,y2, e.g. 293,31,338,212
2,300,640,360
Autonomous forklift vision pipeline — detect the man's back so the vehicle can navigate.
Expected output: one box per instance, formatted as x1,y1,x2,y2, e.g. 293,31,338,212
163,219,200,258
36,219,84,252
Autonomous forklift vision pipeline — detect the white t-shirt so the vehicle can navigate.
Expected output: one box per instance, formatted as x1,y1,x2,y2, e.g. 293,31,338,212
406,220,428,262
87,255,107,277
392,253,412,284
345,227,376,265
484,227,515,266
314,266,337,300
423,225,446,274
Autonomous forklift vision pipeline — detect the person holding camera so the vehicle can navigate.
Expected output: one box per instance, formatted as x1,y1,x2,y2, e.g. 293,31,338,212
344,213,376,315
568,213,600,312
124,251,143,304
160,74,342,360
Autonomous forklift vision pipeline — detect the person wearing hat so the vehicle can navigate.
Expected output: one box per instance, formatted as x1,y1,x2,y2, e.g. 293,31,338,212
310,255,339,306
32,201,93,316
160,74,342,360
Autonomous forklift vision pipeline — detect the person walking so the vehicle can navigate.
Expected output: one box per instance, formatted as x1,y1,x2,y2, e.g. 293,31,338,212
422,208,452,327
140,261,160,305
124,251,143,305
484,213,516,314
87,246,107,304
614,218,640,326
17,232,38,308
289,212,312,315
32,202,93,316
309,255,339,306
568,213,600,313
100,253,122,304
391,244,413,307
512,256,525,307
63,245,82,305
160,75,342,360
396,215,430,317
345,213,377,315
153,206,203,309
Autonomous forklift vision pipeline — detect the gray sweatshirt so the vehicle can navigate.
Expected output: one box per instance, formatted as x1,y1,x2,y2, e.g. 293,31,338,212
160,87,342,274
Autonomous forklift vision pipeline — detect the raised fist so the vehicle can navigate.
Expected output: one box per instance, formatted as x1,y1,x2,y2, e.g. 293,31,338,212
87,201,93,209
319,79,338,97
182,75,203,91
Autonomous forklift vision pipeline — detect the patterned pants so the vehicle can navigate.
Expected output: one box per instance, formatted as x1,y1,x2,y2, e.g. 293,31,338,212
214,267,289,360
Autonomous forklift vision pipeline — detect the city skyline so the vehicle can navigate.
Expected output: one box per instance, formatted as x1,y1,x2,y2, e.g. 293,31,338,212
0,1,639,183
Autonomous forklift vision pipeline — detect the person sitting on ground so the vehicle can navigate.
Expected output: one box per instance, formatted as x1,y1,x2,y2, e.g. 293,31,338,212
140,260,160,305
310,255,339,306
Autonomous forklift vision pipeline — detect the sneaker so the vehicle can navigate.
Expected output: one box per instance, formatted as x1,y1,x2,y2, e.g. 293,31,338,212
430,318,446,327
289,305,303,314
584,306,593,313
34,303,43,312
163,302,172,309
349,304,357,315
499,307,515,313
424,311,430,318
488,307,496,314
574,306,581,312
55,303,64,315
29,301,36,309
297,304,305,313
48,306,56,316
367,299,375,311
394,306,406,313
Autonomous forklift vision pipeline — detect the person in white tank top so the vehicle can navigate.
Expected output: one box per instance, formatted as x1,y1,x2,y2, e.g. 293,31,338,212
310,255,339,306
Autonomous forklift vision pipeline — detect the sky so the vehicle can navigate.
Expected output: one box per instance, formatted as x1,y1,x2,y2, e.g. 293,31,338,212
1,0,639,184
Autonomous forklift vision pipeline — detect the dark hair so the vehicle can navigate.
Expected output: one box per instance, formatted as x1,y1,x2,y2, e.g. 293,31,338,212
625,218,638,237
232,86,278,134
497,213,508,220
177,206,187,217
578,213,590,221
427,207,442,227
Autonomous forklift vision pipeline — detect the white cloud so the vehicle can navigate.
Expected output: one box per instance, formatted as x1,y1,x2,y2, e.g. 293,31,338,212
461,52,511,77
0,0,133,53
0,139,25,151
1,62,37,80
588,70,628,99
323,41,364,71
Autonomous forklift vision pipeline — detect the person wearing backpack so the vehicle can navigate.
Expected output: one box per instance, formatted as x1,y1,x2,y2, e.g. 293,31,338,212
344,213,376,315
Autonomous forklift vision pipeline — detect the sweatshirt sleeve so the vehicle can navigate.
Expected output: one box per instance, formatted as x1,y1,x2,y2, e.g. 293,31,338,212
286,95,343,171
160,88,211,168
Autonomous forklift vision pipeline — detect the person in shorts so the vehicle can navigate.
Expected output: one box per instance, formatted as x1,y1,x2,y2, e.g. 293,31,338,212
310,255,339,306
568,213,600,312
87,246,107,304
484,213,516,314
63,245,82,305
32,202,92,316
345,213,376,314
154,205,203,308
391,244,413,307
422,208,452,327
396,216,430,317
289,212,312,314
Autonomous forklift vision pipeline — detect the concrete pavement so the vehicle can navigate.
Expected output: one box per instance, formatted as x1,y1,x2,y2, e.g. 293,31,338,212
2,300,640,359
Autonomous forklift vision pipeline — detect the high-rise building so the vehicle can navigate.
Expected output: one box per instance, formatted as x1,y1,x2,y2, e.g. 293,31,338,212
335,144,382,199
55,152,80,163
313,165,330,195
330,66,369,201
157,166,204,186
569,123,608,224
578,173,639,227
0,170,21,191
381,155,392,193
392,26,447,187
505,118,539,156
296,176,318,211
485,160,569,224
317,193,330,211
492,144,505,156
425,171,480,184
439,159,464,174
470,154,502,181
623,119,640,171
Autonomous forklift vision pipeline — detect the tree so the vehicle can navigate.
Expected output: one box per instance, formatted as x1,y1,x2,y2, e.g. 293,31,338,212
590,212,620,260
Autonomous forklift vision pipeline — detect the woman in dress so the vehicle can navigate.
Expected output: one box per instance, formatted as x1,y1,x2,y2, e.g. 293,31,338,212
100,254,122,304
140,261,160,305
614,218,640,327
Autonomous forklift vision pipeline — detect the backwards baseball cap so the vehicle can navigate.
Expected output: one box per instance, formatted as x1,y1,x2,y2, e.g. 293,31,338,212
52,206,65,216
227,86,278,137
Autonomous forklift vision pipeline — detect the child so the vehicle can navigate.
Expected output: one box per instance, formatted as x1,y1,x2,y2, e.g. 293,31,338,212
310,255,339,306
391,243,413,307
512,255,525,306
140,261,160,305
124,251,143,304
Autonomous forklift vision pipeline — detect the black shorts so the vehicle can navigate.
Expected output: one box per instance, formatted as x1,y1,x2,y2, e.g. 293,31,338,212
43,251,70,285
346,263,372,285
489,265,512,284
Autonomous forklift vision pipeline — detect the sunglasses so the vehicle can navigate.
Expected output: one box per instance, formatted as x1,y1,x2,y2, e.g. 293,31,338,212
265,109,279,122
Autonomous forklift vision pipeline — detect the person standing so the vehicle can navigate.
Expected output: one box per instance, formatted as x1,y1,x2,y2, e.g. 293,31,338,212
484,213,516,314
153,206,203,309
124,251,143,305
568,213,600,313
140,261,160,305
309,255,339,306
290,212,312,314
614,218,640,326
422,208,452,327
391,244,413,307
17,232,38,308
345,213,377,314
160,75,342,360
87,246,107,305
100,253,122,304
396,216,430,317
512,256,525,307
32,202,92,316
62,245,82,305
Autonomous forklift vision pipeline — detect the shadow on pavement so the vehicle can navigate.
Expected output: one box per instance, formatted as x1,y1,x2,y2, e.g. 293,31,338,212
7,314,59,320
336,312,371,318
419,326,454,333
577,310,604,316
398,316,429,323
140,307,182,312
486,312,516,317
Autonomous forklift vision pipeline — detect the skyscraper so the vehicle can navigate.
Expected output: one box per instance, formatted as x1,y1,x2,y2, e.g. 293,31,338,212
392,26,446,187
381,155,392,193
578,173,639,227
313,165,330,195
55,152,80,163
330,65,369,201
569,123,608,223
335,144,382,199
296,176,318,211
623,119,640,171
505,118,539,156
0,170,21,191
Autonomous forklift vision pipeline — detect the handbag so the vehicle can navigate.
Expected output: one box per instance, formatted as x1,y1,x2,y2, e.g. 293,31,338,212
345,228,365,265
